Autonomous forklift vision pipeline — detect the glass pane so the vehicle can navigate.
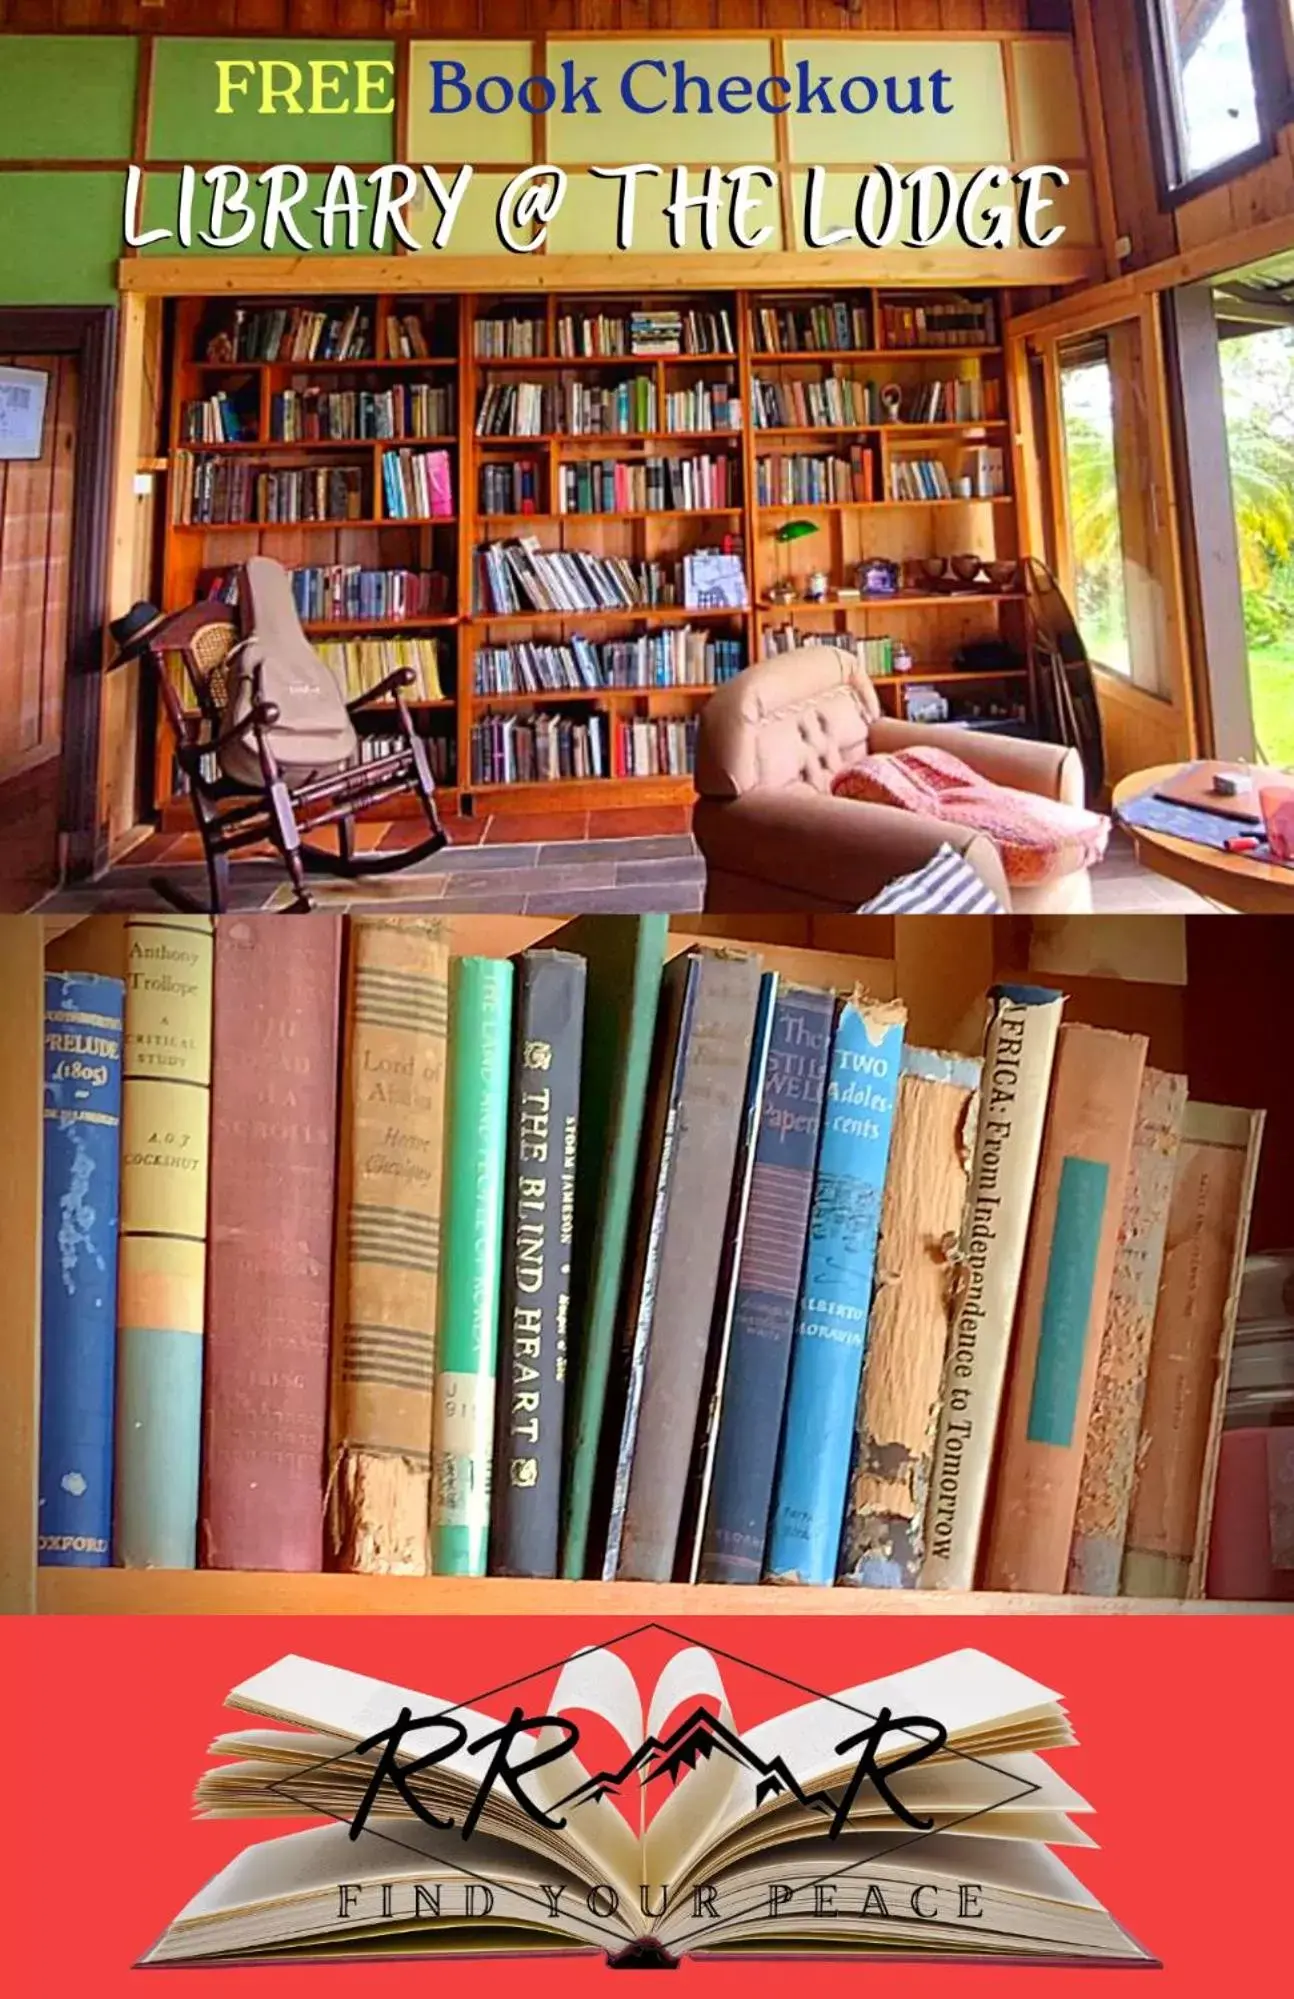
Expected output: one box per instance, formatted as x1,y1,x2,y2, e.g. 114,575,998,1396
1162,0,1261,179
1219,323,1294,762
1059,347,1131,675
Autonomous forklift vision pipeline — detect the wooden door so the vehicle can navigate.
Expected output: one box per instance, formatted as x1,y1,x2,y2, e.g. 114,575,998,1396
0,351,80,907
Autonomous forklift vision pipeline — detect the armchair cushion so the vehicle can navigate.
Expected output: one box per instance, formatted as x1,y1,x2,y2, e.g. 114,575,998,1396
831,744,1108,888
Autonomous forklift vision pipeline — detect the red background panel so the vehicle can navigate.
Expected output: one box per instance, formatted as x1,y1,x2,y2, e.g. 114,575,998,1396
3,1616,1290,1996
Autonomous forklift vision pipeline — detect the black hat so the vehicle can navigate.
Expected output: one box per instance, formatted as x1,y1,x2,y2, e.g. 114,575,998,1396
109,601,169,665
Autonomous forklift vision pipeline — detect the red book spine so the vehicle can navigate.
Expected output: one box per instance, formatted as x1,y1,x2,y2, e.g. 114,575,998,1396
200,916,343,1571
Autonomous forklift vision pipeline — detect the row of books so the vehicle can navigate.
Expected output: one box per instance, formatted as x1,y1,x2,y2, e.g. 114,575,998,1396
549,306,736,355
755,448,875,507
172,454,365,526
880,296,1000,348
761,629,899,675
357,727,454,784
211,304,373,365
381,447,455,520
476,376,658,437
385,312,441,360
753,300,870,352
180,391,255,444
557,454,737,514
38,923,1259,1592
471,539,746,617
613,713,698,777
270,384,455,442
752,373,889,430
471,628,744,695
473,315,545,357
893,377,1004,423
890,447,1007,502
201,565,450,626
471,710,607,784
478,459,541,516
316,635,446,703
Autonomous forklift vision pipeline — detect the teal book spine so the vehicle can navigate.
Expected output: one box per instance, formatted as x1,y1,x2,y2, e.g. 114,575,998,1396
38,972,125,1567
764,993,908,1588
431,957,514,1577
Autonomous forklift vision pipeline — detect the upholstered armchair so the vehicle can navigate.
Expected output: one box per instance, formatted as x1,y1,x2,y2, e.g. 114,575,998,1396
694,647,1092,915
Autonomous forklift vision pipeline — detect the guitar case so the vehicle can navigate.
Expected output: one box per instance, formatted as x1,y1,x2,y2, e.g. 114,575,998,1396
1022,557,1107,804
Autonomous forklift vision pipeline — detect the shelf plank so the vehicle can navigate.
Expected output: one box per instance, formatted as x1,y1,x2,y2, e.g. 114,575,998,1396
471,685,729,706
35,1572,1282,1616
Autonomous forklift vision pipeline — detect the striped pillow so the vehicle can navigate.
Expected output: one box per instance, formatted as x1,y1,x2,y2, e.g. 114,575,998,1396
860,843,1004,914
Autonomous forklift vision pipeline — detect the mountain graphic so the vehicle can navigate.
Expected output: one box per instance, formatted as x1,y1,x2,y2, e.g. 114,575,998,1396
554,1706,846,1817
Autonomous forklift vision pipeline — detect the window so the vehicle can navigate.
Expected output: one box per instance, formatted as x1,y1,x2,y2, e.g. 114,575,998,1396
1058,344,1131,675
1144,0,1291,197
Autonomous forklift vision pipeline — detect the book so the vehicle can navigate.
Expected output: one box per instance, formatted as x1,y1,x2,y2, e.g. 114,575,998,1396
765,993,908,1588
838,1045,983,1588
677,970,780,1582
490,951,586,1580
430,958,514,1577
557,917,669,1580
38,971,125,1568
148,1645,1149,1967
1122,1102,1265,1599
698,982,835,1585
1067,1067,1188,1597
200,918,342,1573
981,1026,1149,1595
114,916,214,1570
604,949,764,1583
921,987,1065,1591
327,918,450,1577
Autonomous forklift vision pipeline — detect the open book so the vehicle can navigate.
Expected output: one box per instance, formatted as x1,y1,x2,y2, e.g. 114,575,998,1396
144,1644,1154,1968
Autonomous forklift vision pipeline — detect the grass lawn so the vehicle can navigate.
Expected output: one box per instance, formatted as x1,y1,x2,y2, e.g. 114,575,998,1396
1247,644,1294,766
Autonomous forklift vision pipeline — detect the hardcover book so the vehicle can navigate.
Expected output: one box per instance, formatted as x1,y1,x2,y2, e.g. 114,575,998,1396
328,918,450,1577
491,950,587,1579
604,948,764,1584
839,1045,983,1589
201,918,342,1573
696,980,837,1584
921,987,1064,1592
981,1026,1149,1596
115,916,214,1571
1122,1101,1265,1599
1067,1067,1188,1597
147,1646,1150,1967
765,993,908,1588
557,916,668,1581
431,957,514,1578
38,971,125,1568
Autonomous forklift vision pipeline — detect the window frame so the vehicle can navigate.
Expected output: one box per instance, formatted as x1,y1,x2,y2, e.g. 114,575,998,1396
1139,0,1292,207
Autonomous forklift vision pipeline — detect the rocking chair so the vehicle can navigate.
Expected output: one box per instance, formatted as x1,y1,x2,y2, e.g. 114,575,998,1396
110,557,449,912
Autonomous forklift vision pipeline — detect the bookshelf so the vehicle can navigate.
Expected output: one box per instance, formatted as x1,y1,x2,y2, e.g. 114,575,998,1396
155,284,1030,824
2,912,1283,1619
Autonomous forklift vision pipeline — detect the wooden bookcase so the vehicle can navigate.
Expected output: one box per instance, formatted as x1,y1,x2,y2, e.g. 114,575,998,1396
2,911,1282,1618
155,284,1028,824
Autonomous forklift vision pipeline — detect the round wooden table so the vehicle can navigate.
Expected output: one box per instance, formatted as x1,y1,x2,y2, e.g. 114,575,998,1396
1113,763,1294,914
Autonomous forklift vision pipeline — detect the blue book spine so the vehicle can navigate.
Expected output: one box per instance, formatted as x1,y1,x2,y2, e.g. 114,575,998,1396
764,994,907,1587
38,972,125,1567
699,982,835,1584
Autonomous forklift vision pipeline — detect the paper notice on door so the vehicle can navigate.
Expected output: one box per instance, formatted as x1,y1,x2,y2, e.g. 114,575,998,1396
0,366,49,461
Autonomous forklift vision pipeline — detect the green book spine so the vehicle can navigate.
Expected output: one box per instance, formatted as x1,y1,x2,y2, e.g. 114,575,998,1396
431,957,514,1576
555,915,669,1579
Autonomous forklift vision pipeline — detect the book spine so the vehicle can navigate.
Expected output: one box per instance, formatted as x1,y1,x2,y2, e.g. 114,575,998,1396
431,957,514,1577
38,973,125,1567
327,918,450,1576
115,917,214,1570
614,950,764,1583
680,970,780,1583
838,1045,982,1588
491,951,586,1579
981,1025,1149,1595
921,987,1064,1590
200,917,342,1572
1067,1067,1188,1596
698,982,834,1584
1123,1102,1264,1598
764,993,908,1588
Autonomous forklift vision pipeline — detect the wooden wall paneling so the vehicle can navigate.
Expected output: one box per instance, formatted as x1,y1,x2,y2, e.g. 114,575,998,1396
0,352,77,781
